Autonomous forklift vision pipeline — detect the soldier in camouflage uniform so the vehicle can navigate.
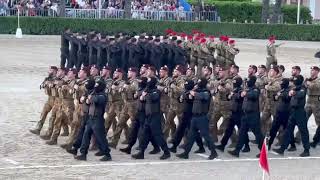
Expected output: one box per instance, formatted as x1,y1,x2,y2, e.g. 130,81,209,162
260,65,282,135
61,67,90,149
109,68,139,148
215,36,228,68
207,35,216,68
46,68,77,145
157,66,171,128
30,66,58,135
186,67,198,83
225,40,239,68
266,35,284,70
197,38,210,76
190,37,200,73
256,65,268,112
164,65,186,140
183,35,193,65
247,65,257,78
209,67,233,142
305,66,320,148
229,65,241,81
105,68,126,138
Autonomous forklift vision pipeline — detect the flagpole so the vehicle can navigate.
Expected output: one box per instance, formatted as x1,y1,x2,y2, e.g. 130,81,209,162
262,170,265,180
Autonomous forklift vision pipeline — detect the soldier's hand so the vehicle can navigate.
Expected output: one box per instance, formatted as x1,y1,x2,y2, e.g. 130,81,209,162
74,84,79,90
111,85,116,89
241,91,246,97
289,90,295,97
80,96,86,103
277,92,281,97
164,88,168,93
190,90,195,96
123,84,128,89
142,91,147,97
170,83,176,89
306,81,311,87
218,85,224,91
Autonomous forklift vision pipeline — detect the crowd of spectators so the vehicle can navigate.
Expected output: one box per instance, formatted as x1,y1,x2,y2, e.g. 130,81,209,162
0,0,58,16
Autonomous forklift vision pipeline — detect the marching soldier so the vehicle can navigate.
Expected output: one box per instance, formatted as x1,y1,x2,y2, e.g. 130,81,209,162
256,65,268,112
229,65,241,81
109,67,139,148
289,66,301,89
190,37,200,72
197,38,210,76
104,69,126,138
164,65,186,140
225,40,239,68
46,68,77,145
60,28,71,68
157,66,171,126
61,67,90,149
184,35,193,65
266,35,284,70
186,67,198,83
30,66,58,135
216,36,228,67
305,66,320,147
209,67,233,142
207,35,216,67
247,65,257,78
260,65,282,135
273,75,310,157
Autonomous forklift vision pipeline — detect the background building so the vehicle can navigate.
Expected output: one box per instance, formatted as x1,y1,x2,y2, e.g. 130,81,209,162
283,0,320,19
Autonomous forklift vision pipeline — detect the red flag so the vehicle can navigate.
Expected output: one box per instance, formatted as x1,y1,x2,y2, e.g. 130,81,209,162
259,138,270,175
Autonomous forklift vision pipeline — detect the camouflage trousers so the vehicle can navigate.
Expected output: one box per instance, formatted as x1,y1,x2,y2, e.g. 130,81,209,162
261,98,278,135
216,55,225,67
209,101,232,143
64,102,83,146
42,98,60,137
163,101,183,140
35,96,55,131
110,101,138,146
259,90,266,112
266,56,277,70
105,101,128,139
50,99,74,141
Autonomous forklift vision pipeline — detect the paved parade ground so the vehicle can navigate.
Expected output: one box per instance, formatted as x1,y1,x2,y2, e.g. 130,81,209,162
0,35,320,180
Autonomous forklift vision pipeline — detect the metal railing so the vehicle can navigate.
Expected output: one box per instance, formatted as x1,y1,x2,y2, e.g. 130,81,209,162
0,8,58,17
1,7,218,22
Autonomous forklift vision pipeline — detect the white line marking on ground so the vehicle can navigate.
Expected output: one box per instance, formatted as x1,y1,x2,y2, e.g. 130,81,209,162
2,158,19,165
0,156,319,170
196,153,209,158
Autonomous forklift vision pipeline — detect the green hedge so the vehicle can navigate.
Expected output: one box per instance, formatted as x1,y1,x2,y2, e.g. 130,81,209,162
1,17,320,41
187,1,312,24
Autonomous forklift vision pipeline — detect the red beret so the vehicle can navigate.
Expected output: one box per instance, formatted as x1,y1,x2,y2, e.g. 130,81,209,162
195,36,201,41
148,66,156,72
160,66,169,72
191,29,199,35
223,36,229,42
175,65,185,74
128,67,138,73
102,65,111,71
50,66,58,71
219,35,225,41
229,40,235,44
115,68,124,73
269,35,276,41
199,33,206,37
91,64,99,70
141,64,150,69
165,28,173,35
200,38,206,43
180,33,187,38
187,35,193,40
80,66,90,75
209,35,215,39
68,68,78,75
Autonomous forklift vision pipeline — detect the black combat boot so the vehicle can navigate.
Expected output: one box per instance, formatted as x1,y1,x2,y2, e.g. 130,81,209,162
119,146,132,154
215,144,225,152
169,145,177,153
228,149,240,158
159,151,171,160
95,151,105,156
299,149,310,157
75,154,87,161
194,147,205,154
310,141,318,148
208,150,218,160
100,154,112,161
287,145,297,152
66,147,77,156
176,152,189,159
272,147,284,155
132,151,144,159
149,147,161,154
40,134,51,140
46,139,57,145
29,129,41,135
242,144,250,153
60,143,71,150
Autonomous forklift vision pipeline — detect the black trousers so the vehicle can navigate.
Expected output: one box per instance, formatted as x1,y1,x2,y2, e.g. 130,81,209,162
72,114,89,149
127,111,159,149
79,117,110,155
269,110,295,147
60,48,69,68
220,111,248,147
236,112,263,152
280,109,310,151
313,126,320,144
184,115,216,154
140,113,168,152
172,112,203,149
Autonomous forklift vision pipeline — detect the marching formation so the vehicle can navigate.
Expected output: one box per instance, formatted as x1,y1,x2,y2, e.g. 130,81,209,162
29,29,320,162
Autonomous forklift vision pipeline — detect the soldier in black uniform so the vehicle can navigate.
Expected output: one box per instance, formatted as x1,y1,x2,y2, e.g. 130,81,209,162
176,78,218,160
160,36,172,70
267,78,296,151
60,28,71,68
120,77,160,154
228,76,263,158
169,79,205,154
88,34,99,66
137,36,148,65
273,75,310,157
173,40,187,68
75,79,112,161
96,34,108,70
68,33,79,69
76,33,89,70
108,38,122,73
128,38,143,69
216,77,250,152
121,36,132,72
132,77,171,160
149,38,163,71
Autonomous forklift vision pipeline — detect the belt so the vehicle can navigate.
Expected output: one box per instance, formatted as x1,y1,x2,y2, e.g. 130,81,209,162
192,113,206,117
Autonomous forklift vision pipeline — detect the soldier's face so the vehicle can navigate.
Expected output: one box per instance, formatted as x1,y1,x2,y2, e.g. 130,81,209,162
57,70,65,78
101,69,110,77
113,72,119,79
147,70,155,77
173,70,180,77
128,71,136,79
90,68,99,76
218,71,225,78
78,70,87,79
230,68,237,75
67,71,76,79
186,69,193,77
159,70,167,78
291,69,300,76
258,68,265,75
311,69,319,77
140,67,147,76
248,68,254,75
269,69,276,77
202,69,209,77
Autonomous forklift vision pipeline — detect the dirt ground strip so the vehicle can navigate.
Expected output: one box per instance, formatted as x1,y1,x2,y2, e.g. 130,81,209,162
0,35,320,180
